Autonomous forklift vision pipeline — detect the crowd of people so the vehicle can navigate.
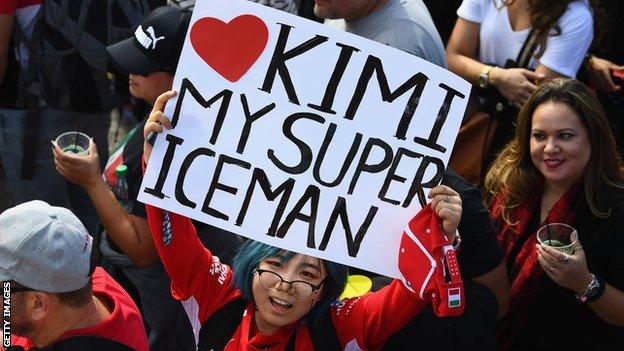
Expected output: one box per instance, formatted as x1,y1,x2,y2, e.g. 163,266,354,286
0,0,622,350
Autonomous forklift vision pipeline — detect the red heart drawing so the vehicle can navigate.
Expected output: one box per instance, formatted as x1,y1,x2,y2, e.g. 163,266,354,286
190,15,269,82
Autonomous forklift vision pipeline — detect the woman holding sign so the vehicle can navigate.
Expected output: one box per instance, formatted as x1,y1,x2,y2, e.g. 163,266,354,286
142,90,465,350
483,79,624,350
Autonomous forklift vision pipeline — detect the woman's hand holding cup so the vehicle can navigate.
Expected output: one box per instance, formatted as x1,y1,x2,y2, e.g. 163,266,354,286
536,238,593,295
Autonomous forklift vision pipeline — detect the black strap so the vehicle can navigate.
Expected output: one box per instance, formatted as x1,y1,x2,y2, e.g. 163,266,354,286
198,297,247,351
515,29,539,69
309,309,341,351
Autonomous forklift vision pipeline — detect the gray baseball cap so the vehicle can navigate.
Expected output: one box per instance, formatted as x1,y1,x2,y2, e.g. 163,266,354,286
0,200,93,292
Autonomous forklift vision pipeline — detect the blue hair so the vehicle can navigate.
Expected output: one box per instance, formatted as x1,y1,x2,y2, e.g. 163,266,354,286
232,240,348,325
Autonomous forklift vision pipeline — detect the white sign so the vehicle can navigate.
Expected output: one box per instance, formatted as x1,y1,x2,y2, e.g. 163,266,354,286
139,0,471,278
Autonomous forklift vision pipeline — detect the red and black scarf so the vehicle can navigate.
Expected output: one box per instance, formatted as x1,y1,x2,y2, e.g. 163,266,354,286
493,181,581,351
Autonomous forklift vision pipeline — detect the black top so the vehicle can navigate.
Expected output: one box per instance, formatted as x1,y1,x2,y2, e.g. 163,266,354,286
382,168,504,351
508,193,624,350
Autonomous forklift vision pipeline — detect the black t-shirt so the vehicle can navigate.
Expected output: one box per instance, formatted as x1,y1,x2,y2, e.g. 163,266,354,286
507,196,624,350
381,168,504,351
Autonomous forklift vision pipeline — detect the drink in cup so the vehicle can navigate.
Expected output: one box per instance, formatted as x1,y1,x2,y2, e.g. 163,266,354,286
536,223,577,255
55,131,90,156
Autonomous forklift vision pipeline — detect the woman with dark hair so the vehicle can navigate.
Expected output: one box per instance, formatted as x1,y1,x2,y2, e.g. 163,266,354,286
140,91,464,350
484,78,624,350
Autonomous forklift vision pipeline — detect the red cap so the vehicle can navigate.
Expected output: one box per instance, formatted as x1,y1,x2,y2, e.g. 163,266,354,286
398,204,465,317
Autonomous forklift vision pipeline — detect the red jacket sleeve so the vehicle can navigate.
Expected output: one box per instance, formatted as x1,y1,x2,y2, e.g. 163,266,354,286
145,205,241,323
331,279,426,350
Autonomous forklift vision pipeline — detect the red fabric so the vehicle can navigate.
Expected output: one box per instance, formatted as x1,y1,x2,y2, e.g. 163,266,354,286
493,182,581,351
145,205,430,350
399,204,465,317
0,0,40,14
10,268,149,351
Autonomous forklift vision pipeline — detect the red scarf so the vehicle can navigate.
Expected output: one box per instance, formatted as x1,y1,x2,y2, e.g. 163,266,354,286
493,182,581,351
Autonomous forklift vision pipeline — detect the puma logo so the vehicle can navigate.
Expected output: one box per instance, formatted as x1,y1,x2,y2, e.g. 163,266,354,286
146,26,165,49
135,25,166,50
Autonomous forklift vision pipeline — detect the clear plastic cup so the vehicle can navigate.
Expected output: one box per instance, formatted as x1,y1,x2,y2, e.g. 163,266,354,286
536,223,577,255
55,131,90,156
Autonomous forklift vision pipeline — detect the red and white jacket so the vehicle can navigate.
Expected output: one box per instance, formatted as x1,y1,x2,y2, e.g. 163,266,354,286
146,205,433,351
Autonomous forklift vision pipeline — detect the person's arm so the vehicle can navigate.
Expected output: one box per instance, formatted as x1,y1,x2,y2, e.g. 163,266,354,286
446,17,540,107
471,262,509,318
584,55,623,93
332,279,429,349
537,242,624,326
443,169,510,318
142,90,238,323
333,189,463,349
0,14,14,84
52,140,158,266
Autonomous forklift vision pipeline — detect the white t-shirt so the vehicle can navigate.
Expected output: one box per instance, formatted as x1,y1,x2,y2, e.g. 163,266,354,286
457,0,593,77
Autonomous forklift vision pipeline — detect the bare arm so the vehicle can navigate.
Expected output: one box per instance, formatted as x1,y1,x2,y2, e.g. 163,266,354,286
446,18,541,107
584,55,623,93
53,140,158,267
0,14,14,84
538,243,624,326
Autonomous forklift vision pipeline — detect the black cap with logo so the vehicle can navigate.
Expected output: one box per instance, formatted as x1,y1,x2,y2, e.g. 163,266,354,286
107,6,192,76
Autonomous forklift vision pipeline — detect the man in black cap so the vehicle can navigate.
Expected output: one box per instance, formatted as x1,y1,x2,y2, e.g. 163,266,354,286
52,6,212,351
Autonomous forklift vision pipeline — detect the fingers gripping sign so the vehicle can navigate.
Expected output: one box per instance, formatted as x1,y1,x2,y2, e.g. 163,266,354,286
427,185,462,242
398,204,465,317
144,90,176,164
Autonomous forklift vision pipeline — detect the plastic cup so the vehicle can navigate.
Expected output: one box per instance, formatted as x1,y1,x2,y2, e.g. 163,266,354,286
536,223,577,255
55,131,90,156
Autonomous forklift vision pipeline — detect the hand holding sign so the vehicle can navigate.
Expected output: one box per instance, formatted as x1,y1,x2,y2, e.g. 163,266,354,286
139,0,470,278
398,202,465,316
144,90,175,164
428,185,462,242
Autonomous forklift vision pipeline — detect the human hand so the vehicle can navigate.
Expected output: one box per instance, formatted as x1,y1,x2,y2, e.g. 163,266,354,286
52,138,102,190
536,237,593,294
143,90,175,164
428,185,462,242
586,55,623,94
489,67,543,107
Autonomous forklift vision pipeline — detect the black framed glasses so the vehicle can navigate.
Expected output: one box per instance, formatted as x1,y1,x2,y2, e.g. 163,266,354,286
253,269,323,300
